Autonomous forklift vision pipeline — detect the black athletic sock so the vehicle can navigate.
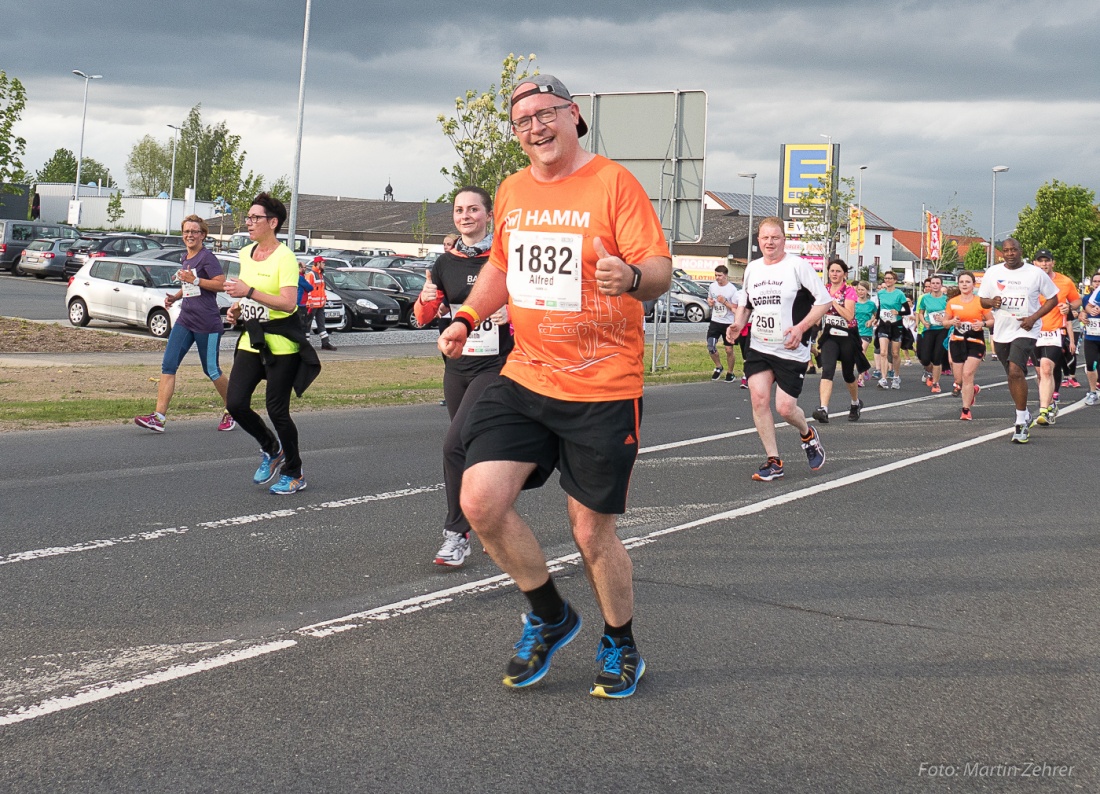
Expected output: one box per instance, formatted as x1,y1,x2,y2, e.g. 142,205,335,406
523,577,565,625
604,619,634,645
800,429,815,443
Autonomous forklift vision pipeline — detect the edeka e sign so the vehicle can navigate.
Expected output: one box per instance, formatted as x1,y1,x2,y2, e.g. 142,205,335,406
779,143,837,218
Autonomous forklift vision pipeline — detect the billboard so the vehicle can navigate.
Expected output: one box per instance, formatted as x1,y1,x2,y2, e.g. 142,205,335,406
779,143,838,219
778,143,839,271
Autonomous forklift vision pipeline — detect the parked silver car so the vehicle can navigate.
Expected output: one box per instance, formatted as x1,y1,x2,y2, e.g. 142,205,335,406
66,258,182,338
671,278,712,323
17,237,76,279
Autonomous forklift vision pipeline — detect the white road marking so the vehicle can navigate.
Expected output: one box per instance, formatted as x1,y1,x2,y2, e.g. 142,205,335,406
3,394,1085,728
0,640,296,728
0,484,444,567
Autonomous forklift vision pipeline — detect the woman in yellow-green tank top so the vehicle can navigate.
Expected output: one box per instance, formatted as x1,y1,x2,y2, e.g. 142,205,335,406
224,192,319,495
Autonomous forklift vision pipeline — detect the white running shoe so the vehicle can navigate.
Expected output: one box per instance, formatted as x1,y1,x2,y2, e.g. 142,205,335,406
434,530,471,567
1085,391,1099,406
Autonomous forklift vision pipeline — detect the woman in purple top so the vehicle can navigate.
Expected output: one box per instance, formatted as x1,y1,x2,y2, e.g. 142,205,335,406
135,215,235,433
812,258,866,423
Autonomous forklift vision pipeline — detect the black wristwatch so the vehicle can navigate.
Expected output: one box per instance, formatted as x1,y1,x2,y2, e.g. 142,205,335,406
627,265,642,293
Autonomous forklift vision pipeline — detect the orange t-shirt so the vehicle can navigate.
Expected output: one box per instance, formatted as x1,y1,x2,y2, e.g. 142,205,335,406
489,155,670,401
1038,271,1080,333
945,295,989,342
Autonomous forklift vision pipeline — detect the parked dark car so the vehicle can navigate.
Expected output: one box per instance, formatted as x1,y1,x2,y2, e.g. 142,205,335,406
146,234,185,248
323,268,401,331
0,220,79,272
16,237,76,279
353,266,434,328
357,255,419,269
63,234,165,278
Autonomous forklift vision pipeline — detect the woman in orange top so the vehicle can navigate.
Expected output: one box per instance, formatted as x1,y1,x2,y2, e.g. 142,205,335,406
944,271,994,420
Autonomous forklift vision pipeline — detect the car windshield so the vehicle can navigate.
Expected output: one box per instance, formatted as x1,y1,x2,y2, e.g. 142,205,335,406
675,279,709,297
143,265,182,288
328,271,374,290
389,271,425,290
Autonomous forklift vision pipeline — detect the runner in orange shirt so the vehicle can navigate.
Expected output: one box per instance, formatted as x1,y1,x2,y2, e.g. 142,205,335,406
1030,250,1081,426
437,74,671,699
944,271,994,420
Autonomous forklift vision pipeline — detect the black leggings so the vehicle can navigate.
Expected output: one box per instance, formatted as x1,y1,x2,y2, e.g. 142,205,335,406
442,368,501,536
917,328,948,367
227,349,303,477
818,333,859,383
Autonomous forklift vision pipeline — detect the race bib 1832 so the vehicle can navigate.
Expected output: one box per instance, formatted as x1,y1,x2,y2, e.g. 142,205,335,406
506,230,583,312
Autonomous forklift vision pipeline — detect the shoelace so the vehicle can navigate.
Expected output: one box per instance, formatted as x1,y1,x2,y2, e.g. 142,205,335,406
513,617,545,660
597,644,624,675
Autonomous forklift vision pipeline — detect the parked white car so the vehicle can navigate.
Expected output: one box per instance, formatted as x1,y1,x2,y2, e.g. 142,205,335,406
66,258,182,338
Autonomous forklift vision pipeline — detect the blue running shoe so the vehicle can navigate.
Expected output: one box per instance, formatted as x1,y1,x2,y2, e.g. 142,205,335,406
253,446,285,484
752,457,784,482
590,634,646,699
270,473,307,495
802,426,826,471
503,602,581,688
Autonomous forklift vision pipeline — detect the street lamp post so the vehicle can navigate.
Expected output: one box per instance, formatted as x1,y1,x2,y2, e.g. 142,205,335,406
71,70,102,203
192,145,198,191
166,124,180,234
286,0,313,253
820,134,835,263
857,165,867,278
1083,237,1093,285
737,171,756,263
989,165,1009,267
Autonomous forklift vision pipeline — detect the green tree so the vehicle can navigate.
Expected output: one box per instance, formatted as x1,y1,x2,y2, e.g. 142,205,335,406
265,175,291,205
36,147,77,182
1015,180,1100,280
411,199,430,254
962,241,988,271
38,147,114,186
0,70,28,194
934,238,959,272
930,195,978,238
795,165,856,262
125,135,171,195
437,53,536,201
106,191,125,226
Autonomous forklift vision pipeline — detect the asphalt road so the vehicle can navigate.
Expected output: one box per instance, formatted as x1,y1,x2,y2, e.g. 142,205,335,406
0,366,1096,792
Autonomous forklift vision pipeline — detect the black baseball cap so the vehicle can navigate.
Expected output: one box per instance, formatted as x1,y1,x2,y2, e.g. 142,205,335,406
1033,249,1053,260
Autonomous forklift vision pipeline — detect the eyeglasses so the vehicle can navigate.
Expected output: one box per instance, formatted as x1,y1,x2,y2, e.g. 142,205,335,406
245,214,273,224
511,103,572,132
182,230,203,236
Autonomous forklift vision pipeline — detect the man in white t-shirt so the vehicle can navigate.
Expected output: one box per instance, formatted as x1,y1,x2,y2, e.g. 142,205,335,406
977,238,1058,443
706,265,740,382
725,217,832,481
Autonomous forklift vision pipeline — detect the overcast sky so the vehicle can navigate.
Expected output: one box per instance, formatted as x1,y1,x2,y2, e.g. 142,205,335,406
7,0,1099,238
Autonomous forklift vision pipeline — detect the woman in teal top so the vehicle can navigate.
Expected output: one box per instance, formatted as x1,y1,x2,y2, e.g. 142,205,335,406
225,192,312,495
874,271,912,388
854,281,877,386
916,275,950,392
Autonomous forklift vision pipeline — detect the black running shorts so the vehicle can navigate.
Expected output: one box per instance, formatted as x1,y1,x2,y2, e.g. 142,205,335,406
461,377,642,515
875,321,903,343
949,339,985,362
742,345,808,398
993,337,1037,374
706,320,735,346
